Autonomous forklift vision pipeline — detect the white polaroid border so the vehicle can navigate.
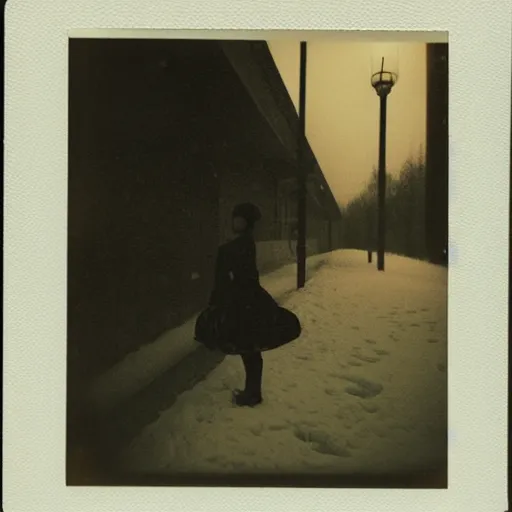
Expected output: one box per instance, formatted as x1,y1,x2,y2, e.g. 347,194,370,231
4,0,510,511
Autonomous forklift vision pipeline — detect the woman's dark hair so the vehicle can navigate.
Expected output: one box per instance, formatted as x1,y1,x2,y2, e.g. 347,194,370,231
232,202,262,229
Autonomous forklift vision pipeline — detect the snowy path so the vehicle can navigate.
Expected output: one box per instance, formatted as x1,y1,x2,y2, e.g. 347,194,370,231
123,250,447,476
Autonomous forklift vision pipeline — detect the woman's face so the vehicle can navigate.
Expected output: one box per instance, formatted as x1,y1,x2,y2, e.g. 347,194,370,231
232,216,248,234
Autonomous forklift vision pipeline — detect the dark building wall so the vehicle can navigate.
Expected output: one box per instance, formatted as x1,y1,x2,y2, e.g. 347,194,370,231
67,38,301,393
68,40,223,392
67,38,342,414
426,43,449,264
218,160,281,243
277,188,336,253
329,219,343,252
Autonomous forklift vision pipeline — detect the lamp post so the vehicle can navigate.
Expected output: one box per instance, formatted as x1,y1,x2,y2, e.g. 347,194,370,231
371,56,397,272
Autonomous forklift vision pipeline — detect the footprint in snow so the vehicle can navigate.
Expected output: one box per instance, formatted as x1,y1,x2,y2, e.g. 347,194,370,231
249,425,264,436
365,339,377,345
352,353,380,363
342,375,383,399
373,349,389,356
359,402,379,414
348,360,363,367
346,439,361,450
293,427,351,458
427,338,439,344
268,424,288,432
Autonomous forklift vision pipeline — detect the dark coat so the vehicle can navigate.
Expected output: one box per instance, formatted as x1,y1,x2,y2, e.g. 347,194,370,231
208,233,263,308
195,234,301,354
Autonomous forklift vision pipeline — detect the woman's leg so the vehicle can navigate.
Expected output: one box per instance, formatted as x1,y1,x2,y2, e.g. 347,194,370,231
241,352,263,397
234,352,263,406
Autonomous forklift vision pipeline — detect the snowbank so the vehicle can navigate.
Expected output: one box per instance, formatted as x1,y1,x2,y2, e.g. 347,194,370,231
88,254,327,410
123,250,448,475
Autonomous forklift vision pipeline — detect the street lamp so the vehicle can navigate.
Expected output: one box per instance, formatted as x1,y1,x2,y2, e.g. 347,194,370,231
371,56,398,272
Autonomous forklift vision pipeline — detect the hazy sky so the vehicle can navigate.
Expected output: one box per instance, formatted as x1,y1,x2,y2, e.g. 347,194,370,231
268,41,427,206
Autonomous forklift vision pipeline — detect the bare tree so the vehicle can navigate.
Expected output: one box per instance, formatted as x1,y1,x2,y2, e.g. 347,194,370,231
341,155,427,261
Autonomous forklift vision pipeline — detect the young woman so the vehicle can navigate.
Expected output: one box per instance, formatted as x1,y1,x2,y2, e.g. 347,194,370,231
195,202,301,407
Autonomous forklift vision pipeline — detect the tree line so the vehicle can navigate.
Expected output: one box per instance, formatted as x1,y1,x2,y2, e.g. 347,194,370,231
340,154,428,261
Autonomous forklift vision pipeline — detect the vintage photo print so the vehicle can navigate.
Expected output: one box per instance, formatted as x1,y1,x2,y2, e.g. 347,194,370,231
3,0,510,510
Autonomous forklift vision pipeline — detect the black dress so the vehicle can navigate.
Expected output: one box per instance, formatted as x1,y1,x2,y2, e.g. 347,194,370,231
195,233,301,354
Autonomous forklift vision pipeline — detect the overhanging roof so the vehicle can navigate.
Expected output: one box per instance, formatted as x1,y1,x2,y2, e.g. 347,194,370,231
220,40,342,222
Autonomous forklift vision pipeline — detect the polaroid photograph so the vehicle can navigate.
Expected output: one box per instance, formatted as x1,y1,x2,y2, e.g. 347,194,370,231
3,1,510,511
65,35,449,488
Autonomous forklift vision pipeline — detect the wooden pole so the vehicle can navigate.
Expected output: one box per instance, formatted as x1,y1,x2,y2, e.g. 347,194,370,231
297,42,308,289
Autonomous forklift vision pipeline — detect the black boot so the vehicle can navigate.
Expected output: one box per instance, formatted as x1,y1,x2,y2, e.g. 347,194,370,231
232,389,262,407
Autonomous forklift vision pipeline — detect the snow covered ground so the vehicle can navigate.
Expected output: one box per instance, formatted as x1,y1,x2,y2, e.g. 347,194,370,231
122,249,448,476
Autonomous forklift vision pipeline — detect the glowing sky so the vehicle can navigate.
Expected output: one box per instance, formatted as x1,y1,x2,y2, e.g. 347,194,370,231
268,41,427,206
